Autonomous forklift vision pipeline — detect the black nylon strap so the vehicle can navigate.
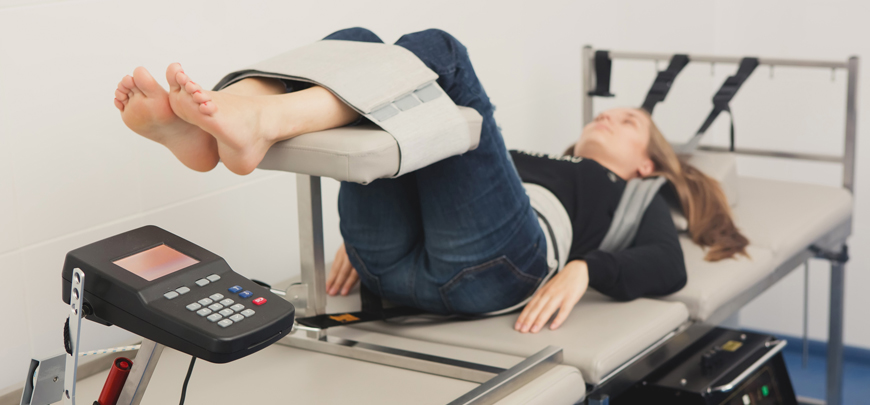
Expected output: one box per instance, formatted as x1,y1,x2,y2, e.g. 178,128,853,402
295,283,425,329
693,57,759,151
588,50,615,97
641,54,689,113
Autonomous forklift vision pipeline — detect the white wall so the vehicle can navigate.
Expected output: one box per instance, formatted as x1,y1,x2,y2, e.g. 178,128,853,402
1,0,869,392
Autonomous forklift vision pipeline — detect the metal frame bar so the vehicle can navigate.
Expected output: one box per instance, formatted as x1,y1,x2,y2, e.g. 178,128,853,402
116,339,164,405
295,174,327,339
63,268,85,405
583,47,858,405
280,333,506,383
605,50,848,69
447,346,562,405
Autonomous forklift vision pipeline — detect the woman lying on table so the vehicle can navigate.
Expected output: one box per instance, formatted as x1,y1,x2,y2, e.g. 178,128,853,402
113,28,748,334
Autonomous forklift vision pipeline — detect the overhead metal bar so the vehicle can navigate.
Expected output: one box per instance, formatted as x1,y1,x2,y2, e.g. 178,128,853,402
604,51,848,69
696,145,844,163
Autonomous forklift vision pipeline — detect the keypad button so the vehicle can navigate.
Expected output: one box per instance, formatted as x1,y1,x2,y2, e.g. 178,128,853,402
209,293,224,301
238,290,253,298
208,303,223,311
219,298,234,307
207,274,221,282
176,287,191,295
228,285,243,294
230,304,245,312
197,298,213,306
186,303,202,312
197,308,212,317
230,314,245,322
253,297,267,306
219,308,233,317
218,319,233,328
207,313,222,322
241,309,255,317
163,291,179,300
195,278,210,287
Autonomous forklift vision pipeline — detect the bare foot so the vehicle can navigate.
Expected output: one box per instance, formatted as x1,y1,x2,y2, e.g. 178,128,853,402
167,66,291,175
114,66,219,172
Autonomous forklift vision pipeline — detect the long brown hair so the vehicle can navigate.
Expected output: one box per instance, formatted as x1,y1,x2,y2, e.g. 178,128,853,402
567,110,749,261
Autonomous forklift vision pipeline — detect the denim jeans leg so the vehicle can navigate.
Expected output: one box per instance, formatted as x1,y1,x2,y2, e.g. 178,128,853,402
326,28,423,302
394,30,548,311
322,27,384,43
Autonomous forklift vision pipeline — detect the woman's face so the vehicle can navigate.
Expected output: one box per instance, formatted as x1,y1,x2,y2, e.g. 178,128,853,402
574,108,654,180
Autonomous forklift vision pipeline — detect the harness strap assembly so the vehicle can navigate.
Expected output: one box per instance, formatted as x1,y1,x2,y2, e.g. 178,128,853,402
599,176,668,253
641,54,690,113
684,57,759,153
588,50,616,97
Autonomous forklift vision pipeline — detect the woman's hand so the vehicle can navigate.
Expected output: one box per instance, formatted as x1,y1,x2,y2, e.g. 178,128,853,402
326,243,359,296
514,260,589,333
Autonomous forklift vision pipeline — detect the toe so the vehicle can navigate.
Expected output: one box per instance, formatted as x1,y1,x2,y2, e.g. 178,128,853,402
199,100,217,116
183,79,202,95
120,75,138,95
114,88,128,101
176,71,191,88
191,90,211,104
132,66,165,98
166,63,184,91
114,98,125,111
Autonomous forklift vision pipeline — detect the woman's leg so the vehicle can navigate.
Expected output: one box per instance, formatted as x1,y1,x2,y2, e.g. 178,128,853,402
343,29,548,314
314,28,430,304
114,62,353,174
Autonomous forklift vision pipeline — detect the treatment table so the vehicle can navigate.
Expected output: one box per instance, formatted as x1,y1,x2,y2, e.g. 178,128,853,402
35,49,857,405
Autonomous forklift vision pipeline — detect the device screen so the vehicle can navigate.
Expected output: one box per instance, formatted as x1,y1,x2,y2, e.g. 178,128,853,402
113,244,199,281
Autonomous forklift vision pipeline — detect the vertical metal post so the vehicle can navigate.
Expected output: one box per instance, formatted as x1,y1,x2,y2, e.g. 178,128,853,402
296,174,327,336
826,259,845,405
843,56,858,192
802,261,810,369
582,46,595,126
63,268,85,405
116,339,164,405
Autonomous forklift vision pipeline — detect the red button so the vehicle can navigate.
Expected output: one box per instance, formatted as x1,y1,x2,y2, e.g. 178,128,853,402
253,297,267,306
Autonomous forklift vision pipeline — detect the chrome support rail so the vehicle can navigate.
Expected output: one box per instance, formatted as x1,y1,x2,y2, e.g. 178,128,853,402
448,346,562,405
606,51,847,69
295,174,327,339
696,145,843,163
116,339,164,405
280,333,505,383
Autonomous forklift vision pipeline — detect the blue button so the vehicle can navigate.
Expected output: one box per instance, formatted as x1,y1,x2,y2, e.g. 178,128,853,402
228,285,243,293
239,290,253,298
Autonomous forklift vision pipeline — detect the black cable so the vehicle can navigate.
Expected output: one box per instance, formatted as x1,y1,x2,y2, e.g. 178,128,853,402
179,356,196,405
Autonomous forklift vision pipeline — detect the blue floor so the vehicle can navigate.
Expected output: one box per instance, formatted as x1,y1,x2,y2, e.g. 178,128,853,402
780,348,870,405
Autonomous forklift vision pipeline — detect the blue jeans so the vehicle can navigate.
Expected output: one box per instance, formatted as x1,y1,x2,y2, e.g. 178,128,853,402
328,28,548,315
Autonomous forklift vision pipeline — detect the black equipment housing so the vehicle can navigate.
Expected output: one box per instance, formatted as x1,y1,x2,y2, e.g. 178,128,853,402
61,225,296,363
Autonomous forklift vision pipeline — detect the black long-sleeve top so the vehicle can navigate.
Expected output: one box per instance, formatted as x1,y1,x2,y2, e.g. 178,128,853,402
510,150,687,301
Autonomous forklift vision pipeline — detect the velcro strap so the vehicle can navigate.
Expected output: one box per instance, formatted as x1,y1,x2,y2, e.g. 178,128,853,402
588,50,615,97
641,54,689,113
296,306,425,329
685,57,759,152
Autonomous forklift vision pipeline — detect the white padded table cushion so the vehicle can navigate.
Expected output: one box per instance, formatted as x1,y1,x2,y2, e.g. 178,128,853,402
663,239,775,321
257,106,483,183
345,291,688,384
732,177,852,260
661,176,852,321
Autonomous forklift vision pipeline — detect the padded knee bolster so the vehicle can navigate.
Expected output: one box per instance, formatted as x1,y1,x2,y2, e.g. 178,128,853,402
214,40,482,178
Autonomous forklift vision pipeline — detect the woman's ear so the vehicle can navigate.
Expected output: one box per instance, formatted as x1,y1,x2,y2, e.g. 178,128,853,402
637,158,655,177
